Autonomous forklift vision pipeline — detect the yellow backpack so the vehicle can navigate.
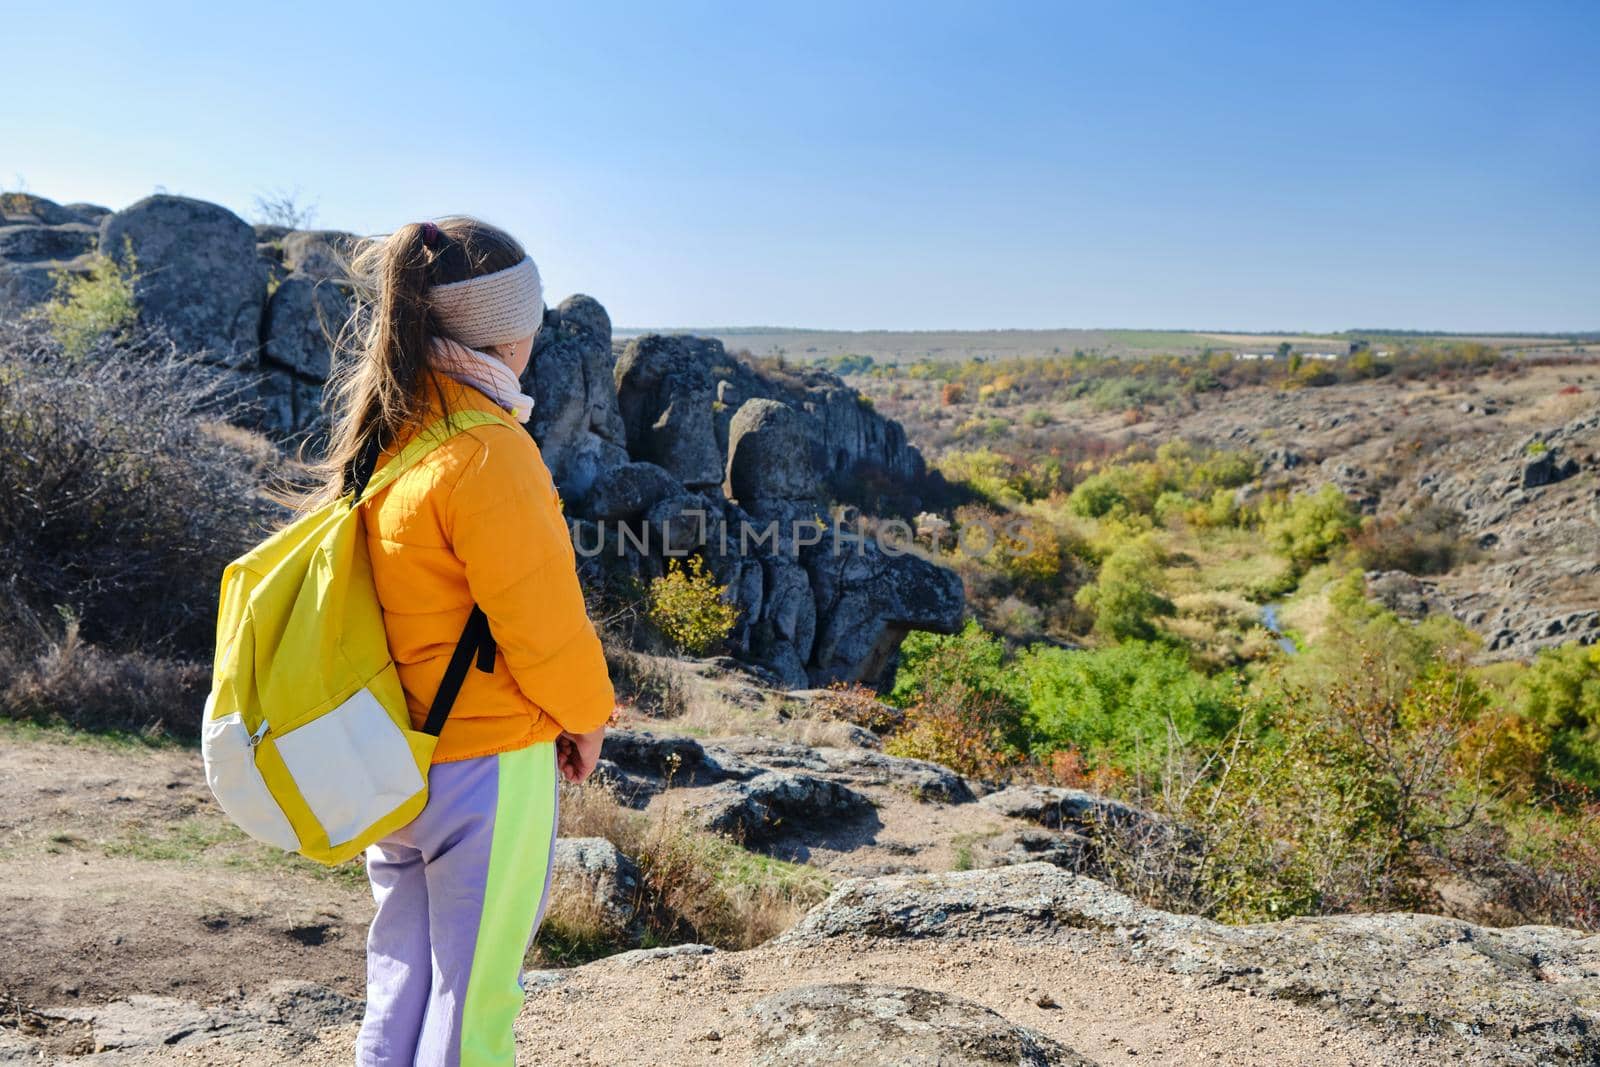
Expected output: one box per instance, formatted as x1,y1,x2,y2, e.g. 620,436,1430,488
202,410,505,865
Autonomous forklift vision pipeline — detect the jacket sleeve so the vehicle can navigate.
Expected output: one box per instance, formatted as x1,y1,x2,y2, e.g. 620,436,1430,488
445,427,615,735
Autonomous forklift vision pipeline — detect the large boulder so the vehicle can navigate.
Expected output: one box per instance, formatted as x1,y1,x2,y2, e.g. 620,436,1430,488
725,398,819,502
749,984,1091,1067
599,729,758,786
277,229,356,281
0,192,77,225
0,221,98,316
100,195,266,367
614,334,725,487
61,202,112,224
0,222,97,263
582,460,682,521
262,272,348,380
551,837,643,938
697,770,874,845
1523,446,1579,489
803,538,965,686
525,295,629,501
748,554,818,687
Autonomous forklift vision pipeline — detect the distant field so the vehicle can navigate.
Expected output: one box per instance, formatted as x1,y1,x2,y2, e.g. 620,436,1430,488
614,326,1592,364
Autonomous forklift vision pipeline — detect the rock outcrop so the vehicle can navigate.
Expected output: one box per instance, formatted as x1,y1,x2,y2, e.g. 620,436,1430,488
749,984,1092,1066
100,195,267,368
780,863,1600,1065
526,295,631,499
551,837,643,939
0,190,965,686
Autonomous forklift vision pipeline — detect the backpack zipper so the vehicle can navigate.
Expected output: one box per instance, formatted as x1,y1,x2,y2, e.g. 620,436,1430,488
248,720,271,747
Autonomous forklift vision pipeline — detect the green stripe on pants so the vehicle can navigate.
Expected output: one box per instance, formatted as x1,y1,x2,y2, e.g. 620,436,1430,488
460,743,557,1066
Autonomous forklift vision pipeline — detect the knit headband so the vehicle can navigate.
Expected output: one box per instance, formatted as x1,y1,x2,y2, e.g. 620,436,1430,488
429,255,544,349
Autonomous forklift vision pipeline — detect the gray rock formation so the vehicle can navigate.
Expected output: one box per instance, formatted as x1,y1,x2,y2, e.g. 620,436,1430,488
100,195,266,367
277,229,355,280
582,460,681,521
726,398,819,502
11,981,361,1060
0,191,966,688
552,837,643,938
0,192,79,225
780,863,1600,1065
0,219,97,313
258,273,347,433
803,538,965,685
697,770,874,845
599,729,759,787
980,786,1152,834
614,333,726,488
711,737,975,804
525,295,629,501
749,984,1092,1067
978,827,1094,870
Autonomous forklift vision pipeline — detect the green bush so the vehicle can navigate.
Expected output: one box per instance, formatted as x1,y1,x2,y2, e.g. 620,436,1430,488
1517,642,1600,789
38,243,140,359
1263,484,1360,570
1073,534,1173,641
1066,470,1128,518
1013,641,1238,776
889,620,1012,709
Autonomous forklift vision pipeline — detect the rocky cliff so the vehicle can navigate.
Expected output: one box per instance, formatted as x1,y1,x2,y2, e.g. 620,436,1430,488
0,192,963,686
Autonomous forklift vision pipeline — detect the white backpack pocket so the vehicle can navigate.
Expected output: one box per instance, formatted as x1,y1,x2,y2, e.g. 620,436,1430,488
201,709,300,851
273,688,426,848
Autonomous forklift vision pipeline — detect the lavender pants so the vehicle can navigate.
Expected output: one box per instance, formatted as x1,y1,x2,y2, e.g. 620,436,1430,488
356,742,558,1067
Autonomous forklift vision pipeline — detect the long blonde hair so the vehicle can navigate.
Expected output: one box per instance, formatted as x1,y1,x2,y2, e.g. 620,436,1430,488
301,216,526,509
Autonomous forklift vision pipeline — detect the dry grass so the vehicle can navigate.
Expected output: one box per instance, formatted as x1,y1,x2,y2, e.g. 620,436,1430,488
0,614,207,738
542,781,831,965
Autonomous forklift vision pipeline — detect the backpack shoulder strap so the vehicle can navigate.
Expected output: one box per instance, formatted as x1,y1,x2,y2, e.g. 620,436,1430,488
354,409,513,505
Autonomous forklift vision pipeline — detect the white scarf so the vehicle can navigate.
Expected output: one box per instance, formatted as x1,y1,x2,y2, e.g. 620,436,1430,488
429,337,535,424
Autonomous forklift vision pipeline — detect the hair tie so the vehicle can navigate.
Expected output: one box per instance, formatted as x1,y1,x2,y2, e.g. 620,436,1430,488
420,221,441,248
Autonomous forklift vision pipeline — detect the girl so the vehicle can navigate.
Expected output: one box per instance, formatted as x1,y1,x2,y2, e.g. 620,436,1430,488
311,217,613,1066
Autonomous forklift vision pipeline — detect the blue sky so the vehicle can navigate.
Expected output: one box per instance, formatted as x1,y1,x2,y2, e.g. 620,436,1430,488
5,1,1596,331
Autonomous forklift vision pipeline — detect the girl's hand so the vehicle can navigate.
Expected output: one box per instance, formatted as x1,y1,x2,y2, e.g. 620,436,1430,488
556,724,606,784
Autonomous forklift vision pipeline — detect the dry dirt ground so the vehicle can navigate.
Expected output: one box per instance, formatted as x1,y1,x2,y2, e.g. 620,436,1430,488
0,726,1475,1064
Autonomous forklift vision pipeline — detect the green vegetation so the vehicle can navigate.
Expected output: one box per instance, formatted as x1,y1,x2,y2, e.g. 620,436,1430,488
1262,484,1361,572
881,345,1598,930
1517,642,1600,789
38,242,140,358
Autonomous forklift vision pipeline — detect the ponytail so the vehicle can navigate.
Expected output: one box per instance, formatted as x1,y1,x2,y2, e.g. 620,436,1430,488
291,216,527,510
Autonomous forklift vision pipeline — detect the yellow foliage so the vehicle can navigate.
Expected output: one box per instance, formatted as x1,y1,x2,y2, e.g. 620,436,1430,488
647,557,740,656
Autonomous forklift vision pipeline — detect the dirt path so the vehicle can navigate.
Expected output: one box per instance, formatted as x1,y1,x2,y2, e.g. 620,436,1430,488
0,729,372,1006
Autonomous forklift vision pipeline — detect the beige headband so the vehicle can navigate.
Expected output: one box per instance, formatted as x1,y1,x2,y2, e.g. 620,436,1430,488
429,255,544,349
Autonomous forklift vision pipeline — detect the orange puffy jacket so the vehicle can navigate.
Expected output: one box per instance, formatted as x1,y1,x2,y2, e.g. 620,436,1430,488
361,376,614,763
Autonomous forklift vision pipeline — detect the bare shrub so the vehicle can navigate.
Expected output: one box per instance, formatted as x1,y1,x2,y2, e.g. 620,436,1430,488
1348,502,1476,576
0,319,278,656
813,683,905,735
0,612,207,738
251,187,318,229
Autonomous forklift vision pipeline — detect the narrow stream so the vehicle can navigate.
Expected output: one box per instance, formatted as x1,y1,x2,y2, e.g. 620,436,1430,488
1261,603,1297,655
